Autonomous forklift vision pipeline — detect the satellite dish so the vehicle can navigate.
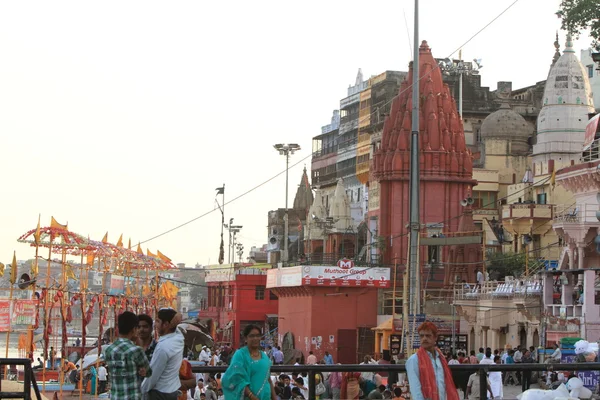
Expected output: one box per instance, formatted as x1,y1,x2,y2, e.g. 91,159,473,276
18,273,35,290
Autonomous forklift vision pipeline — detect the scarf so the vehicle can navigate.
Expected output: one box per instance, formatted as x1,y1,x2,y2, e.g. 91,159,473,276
417,347,459,400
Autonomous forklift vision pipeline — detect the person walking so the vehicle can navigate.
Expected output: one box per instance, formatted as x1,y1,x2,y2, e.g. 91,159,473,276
222,324,275,400
406,321,459,400
97,363,108,394
104,311,151,400
141,308,185,400
521,350,535,392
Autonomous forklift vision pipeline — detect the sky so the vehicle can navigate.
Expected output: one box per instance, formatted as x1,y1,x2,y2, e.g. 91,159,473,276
0,0,593,267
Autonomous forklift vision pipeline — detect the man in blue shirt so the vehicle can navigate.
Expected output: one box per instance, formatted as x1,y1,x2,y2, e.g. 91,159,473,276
324,351,334,365
406,322,459,400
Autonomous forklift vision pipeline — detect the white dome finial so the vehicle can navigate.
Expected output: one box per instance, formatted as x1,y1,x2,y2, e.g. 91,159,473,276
564,33,575,54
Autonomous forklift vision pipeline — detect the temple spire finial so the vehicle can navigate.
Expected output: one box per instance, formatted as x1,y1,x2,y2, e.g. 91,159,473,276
564,33,575,54
552,31,561,66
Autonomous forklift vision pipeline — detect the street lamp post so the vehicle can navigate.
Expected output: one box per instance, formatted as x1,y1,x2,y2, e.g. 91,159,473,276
274,143,301,266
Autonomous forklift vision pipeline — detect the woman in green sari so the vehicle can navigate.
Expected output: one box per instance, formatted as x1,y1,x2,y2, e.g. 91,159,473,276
222,324,275,400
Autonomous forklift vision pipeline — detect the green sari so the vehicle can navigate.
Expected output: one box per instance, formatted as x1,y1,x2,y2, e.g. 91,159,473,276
222,347,272,400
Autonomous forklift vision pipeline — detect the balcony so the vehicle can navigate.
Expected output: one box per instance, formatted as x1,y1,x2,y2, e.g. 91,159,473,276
454,280,542,301
501,203,553,220
554,203,600,225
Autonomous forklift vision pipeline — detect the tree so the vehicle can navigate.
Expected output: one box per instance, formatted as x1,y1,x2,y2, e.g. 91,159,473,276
557,0,600,50
486,251,526,281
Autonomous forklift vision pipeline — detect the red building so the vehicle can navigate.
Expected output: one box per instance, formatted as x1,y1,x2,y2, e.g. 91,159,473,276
372,41,481,287
268,264,390,363
199,265,278,349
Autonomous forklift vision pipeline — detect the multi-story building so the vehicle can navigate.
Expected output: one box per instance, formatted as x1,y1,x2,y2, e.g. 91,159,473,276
198,265,278,348
454,34,595,350
581,48,600,111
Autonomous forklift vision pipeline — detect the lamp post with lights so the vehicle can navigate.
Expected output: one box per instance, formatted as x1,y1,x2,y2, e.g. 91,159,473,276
273,143,301,265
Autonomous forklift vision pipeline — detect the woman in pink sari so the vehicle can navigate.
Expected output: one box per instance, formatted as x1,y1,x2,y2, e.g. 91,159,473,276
340,372,361,399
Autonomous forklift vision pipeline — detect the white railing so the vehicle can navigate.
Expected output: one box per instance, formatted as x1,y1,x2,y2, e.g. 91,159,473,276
554,203,600,224
454,280,542,301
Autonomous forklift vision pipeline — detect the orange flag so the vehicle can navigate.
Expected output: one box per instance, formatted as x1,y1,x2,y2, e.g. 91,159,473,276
50,217,67,230
157,250,171,263
31,259,38,278
147,249,156,258
102,232,108,243
136,243,143,255
65,264,77,281
87,253,95,267
33,215,41,245
10,251,17,285
116,234,123,247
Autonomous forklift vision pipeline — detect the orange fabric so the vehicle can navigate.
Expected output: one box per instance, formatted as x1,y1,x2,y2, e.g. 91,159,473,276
178,359,194,400
417,347,459,400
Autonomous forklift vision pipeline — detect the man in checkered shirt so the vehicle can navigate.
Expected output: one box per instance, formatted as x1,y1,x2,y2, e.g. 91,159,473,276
104,311,152,400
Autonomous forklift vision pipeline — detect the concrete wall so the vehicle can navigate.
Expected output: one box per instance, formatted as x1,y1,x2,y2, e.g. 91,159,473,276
277,288,378,362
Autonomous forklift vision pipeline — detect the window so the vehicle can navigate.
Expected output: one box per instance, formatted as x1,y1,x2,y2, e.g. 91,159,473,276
473,191,497,209
269,290,278,300
537,193,547,205
255,286,265,300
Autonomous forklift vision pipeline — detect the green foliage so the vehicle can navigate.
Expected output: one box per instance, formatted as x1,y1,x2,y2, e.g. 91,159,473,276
486,251,525,280
557,0,600,50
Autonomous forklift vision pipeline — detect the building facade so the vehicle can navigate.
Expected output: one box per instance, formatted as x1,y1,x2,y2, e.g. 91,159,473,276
199,265,278,349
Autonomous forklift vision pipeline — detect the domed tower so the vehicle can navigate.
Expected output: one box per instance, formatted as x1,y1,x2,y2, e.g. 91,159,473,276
372,41,481,286
480,102,533,198
533,34,595,167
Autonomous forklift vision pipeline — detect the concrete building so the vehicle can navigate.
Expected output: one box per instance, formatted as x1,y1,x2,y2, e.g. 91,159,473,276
581,48,600,112
198,265,278,348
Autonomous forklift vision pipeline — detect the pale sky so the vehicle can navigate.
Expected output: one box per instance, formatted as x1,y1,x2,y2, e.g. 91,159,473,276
0,0,593,267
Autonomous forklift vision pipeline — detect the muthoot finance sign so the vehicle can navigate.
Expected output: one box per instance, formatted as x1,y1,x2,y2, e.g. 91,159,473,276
302,265,390,287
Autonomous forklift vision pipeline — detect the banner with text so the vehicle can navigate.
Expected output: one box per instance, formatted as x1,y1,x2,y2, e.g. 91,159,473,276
12,300,37,325
301,265,390,288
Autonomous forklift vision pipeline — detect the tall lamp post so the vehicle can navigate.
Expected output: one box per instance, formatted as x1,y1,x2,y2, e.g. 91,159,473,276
274,143,301,266
438,52,482,119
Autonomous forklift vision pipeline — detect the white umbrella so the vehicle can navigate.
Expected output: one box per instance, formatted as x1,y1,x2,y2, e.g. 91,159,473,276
77,354,104,370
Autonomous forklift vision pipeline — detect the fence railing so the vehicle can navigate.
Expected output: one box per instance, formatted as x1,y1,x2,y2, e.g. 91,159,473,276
191,362,600,400
0,358,41,400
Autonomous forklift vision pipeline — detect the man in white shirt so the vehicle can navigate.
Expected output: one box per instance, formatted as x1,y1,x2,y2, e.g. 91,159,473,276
476,269,484,289
513,347,523,363
199,346,210,365
141,308,184,400
97,363,108,394
547,343,562,363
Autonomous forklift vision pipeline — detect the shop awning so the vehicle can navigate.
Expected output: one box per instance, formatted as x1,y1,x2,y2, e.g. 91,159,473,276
266,314,278,319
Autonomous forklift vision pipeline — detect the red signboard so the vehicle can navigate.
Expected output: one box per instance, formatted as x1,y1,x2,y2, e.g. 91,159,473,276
0,300,10,332
301,266,390,288
12,300,36,325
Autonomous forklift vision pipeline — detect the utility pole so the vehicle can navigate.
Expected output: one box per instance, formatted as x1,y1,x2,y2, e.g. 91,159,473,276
408,0,421,322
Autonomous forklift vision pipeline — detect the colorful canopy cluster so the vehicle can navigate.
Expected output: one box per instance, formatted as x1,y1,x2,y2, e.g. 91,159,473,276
17,217,175,273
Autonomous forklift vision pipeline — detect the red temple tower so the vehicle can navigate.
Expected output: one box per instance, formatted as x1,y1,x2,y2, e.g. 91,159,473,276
373,41,481,287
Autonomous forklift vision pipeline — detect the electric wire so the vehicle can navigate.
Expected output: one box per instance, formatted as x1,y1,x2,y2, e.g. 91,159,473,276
137,0,524,247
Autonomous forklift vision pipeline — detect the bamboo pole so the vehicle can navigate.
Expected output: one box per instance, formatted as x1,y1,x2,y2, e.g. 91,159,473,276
28,240,39,362
95,256,108,397
58,250,67,399
78,253,87,400
4,268,15,378
41,240,53,391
